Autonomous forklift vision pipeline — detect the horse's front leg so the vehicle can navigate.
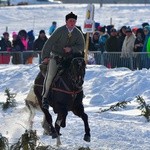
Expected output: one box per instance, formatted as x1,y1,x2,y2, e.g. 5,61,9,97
54,112,68,146
73,107,91,142
42,108,58,139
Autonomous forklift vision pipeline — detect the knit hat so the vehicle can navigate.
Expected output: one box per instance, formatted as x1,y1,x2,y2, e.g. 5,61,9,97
12,32,17,37
144,25,150,32
99,26,106,33
66,12,77,21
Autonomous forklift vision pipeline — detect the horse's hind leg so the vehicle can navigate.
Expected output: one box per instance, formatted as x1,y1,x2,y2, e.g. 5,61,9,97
25,100,36,130
73,106,91,142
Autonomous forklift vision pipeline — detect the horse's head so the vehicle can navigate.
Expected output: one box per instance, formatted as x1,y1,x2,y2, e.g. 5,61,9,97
69,57,86,88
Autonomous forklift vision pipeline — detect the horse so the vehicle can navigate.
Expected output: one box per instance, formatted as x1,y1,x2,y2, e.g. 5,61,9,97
26,56,91,145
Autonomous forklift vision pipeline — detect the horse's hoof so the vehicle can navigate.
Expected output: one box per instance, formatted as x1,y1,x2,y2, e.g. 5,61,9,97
84,134,91,142
51,132,58,139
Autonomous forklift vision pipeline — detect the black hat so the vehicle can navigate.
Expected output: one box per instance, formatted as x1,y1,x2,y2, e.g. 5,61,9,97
66,12,77,21
110,28,117,32
125,27,132,33
142,22,149,28
3,32,9,36
39,30,45,34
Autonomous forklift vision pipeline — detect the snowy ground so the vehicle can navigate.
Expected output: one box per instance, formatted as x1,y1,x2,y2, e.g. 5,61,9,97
1,64,150,150
1,3,150,150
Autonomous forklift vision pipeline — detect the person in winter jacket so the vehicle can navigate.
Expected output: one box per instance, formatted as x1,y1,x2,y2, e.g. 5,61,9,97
0,32,11,64
41,12,85,109
142,25,150,69
105,28,120,52
0,32,11,51
133,28,145,69
27,30,35,50
105,28,121,68
88,31,100,64
33,30,48,52
49,21,57,35
121,27,136,58
11,32,25,64
121,27,136,68
98,26,109,53
118,26,127,51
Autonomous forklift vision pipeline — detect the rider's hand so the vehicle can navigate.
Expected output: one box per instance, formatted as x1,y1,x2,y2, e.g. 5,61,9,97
64,47,71,53
43,58,50,64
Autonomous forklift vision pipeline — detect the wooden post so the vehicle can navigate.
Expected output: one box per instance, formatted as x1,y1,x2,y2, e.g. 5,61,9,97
110,18,112,25
6,26,8,32
84,33,90,64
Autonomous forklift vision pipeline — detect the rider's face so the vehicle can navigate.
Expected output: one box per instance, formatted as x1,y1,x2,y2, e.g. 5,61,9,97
66,18,76,29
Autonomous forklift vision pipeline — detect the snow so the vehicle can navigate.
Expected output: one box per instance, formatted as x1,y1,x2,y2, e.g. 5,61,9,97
1,3,150,150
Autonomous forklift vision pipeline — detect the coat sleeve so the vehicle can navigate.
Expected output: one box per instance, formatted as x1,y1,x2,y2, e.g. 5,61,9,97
41,29,60,60
71,30,85,55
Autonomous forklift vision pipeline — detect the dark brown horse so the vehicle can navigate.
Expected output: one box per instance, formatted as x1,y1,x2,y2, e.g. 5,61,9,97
30,57,91,145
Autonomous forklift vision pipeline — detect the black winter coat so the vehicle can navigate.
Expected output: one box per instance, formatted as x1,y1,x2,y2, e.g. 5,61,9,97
105,36,120,52
33,37,48,51
0,38,11,51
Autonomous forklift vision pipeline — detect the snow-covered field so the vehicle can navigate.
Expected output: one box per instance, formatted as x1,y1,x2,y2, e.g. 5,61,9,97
1,3,150,150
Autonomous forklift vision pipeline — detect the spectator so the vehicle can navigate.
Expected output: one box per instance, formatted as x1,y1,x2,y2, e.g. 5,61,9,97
27,30,35,50
49,21,57,35
133,28,145,69
0,32,11,64
106,25,114,35
134,28,144,53
33,30,48,52
142,25,150,69
11,32,25,64
118,26,127,51
105,28,120,68
18,29,28,64
0,32,11,51
98,26,109,53
88,31,100,64
105,28,120,52
121,27,136,68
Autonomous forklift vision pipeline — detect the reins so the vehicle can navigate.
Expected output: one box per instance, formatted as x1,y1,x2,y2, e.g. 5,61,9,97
51,87,82,95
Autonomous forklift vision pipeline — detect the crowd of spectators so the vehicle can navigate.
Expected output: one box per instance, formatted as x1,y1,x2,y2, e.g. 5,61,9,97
0,21,150,69
88,22,150,69
0,29,48,64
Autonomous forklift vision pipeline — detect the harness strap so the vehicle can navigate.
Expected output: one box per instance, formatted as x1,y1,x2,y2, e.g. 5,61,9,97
52,87,82,95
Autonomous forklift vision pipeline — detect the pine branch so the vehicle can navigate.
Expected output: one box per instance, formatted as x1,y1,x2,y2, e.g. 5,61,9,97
2,88,17,110
136,96,150,122
99,100,131,113
0,133,9,150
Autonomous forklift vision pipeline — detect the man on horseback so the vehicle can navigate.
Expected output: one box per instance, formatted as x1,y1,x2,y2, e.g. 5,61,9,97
41,12,85,109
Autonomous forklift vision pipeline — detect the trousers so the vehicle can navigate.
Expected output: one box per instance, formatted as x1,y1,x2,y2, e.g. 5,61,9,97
42,57,58,98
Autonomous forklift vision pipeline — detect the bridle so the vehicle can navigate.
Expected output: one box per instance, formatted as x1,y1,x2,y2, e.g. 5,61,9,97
51,57,86,95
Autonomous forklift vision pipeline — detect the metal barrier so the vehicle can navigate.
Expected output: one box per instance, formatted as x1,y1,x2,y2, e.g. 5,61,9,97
1,51,150,70
88,51,150,70
0,51,42,64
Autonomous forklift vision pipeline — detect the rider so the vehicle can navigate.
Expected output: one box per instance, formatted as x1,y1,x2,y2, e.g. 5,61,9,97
41,12,85,109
